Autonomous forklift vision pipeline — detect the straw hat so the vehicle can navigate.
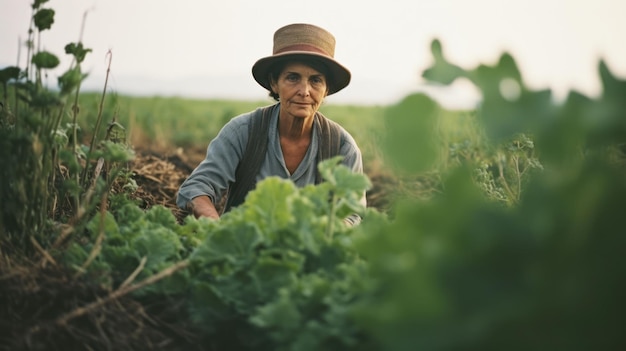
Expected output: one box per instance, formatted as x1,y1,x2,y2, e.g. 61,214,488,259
252,23,351,95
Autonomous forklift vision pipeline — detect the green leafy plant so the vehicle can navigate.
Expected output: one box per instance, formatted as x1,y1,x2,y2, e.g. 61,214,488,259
351,39,626,351
0,1,131,256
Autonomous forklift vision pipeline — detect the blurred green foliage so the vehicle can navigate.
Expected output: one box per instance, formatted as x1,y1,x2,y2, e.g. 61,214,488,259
353,39,626,351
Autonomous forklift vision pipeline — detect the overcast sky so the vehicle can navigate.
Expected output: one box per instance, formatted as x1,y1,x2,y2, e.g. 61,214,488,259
2,0,625,108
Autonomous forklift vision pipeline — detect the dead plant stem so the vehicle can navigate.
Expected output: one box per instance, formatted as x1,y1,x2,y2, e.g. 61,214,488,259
30,236,57,267
81,50,112,187
53,259,190,327
120,256,147,289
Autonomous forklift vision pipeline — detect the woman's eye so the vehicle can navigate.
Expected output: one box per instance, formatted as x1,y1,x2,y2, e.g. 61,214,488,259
286,74,299,82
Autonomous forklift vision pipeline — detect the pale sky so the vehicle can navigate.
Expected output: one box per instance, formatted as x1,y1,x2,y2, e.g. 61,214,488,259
1,0,625,108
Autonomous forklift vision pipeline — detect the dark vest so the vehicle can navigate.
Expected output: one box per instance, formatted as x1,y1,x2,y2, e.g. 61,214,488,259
222,103,342,213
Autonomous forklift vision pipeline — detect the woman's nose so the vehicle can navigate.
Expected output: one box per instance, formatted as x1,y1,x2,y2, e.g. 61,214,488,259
298,82,310,96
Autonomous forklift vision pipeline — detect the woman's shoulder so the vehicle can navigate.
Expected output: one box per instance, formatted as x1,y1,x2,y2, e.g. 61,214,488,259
212,109,254,145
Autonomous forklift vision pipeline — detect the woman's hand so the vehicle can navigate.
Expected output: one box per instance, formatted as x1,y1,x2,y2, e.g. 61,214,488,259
188,195,220,220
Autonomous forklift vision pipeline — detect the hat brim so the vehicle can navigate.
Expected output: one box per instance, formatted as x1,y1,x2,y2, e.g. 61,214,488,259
252,51,351,96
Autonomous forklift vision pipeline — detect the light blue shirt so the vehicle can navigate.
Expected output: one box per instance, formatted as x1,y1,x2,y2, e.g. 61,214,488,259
176,103,365,223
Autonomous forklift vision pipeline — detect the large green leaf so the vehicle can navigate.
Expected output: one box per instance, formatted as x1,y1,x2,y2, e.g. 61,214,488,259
131,227,182,271
64,42,92,63
242,177,297,230
422,39,465,85
33,8,54,31
31,51,60,69
0,66,20,84
86,211,120,241
209,254,300,315
192,222,262,266
32,0,49,10
57,66,84,95
382,93,440,173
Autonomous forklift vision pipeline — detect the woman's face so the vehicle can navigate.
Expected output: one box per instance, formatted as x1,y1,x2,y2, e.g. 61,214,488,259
270,61,329,120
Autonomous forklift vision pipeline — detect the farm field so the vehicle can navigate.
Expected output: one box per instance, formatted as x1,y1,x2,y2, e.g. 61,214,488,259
76,92,469,218
4,82,625,349
1,4,625,350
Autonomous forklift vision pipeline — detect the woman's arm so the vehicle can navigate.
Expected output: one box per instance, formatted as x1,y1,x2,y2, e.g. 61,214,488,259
187,195,220,220
176,113,251,211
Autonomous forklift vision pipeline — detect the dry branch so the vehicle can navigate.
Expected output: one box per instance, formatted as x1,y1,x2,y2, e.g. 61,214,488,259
53,259,189,327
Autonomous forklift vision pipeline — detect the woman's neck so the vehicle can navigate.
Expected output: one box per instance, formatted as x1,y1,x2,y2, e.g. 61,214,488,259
278,113,315,140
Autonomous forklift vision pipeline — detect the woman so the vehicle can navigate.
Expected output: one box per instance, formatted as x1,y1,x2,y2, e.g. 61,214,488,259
176,23,365,224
